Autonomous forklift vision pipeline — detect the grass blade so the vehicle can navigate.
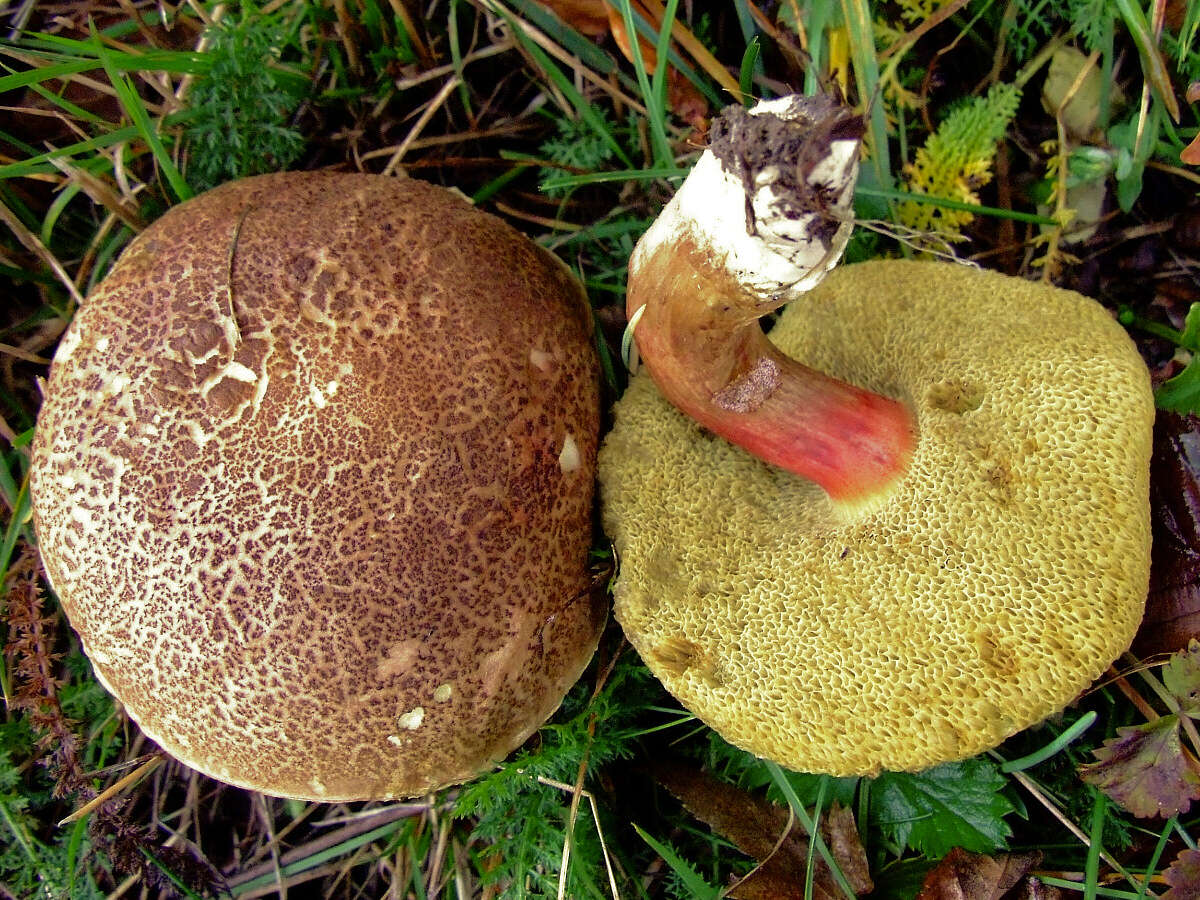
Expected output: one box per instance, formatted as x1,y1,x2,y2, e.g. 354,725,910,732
765,761,858,900
1000,711,1098,773
839,0,892,189
1112,0,1181,121
497,5,633,168
613,0,673,168
632,823,721,899
90,26,192,202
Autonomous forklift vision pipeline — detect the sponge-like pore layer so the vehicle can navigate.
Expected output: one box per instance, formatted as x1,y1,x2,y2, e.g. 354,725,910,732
600,259,1153,775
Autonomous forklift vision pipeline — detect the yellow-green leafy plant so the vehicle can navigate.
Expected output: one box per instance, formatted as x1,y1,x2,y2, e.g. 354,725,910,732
899,82,1022,240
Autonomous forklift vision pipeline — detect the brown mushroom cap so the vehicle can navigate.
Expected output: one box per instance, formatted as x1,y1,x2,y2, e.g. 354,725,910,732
31,172,604,800
599,259,1153,776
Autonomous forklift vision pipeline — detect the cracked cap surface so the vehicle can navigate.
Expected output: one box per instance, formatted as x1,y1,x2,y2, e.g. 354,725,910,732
599,259,1153,775
32,172,604,800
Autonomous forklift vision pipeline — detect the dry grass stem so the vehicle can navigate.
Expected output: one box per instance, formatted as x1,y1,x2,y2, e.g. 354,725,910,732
225,803,424,889
382,75,464,175
1006,769,1124,872
493,200,582,231
257,793,288,900
425,802,454,897
393,40,515,92
58,754,166,826
472,0,647,116
47,156,147,231
360,124,538,163
720,805,798,899
0,196,85,306
386,0,433,65
635,0,741,100
535,775,620,900
1104,665,1162,721
0,343,51,365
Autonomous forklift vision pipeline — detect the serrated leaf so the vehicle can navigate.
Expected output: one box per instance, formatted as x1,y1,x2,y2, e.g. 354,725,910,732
869,759,1014,857
633,824,722,900
1079,716,1200,818
1157,358,1200,414
1180,305,1200,352
1163,640,1200,716
1163,848,1200,900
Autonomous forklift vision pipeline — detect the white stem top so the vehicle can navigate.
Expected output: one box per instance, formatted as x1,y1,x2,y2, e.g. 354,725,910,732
631,95,861,308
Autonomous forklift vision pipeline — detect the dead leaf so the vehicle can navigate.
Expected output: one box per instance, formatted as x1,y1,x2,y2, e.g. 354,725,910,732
1133,412,1200,658
1163,847,1200,899
1183,133,1200,166
536,0,609,36
1163,640,1200,716
916,848,1062,900
1079,715,1200,818
649,761,873,899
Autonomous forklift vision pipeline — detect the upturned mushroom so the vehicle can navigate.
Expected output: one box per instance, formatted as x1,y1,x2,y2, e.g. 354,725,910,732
599,97,1154,775
31,172,604,800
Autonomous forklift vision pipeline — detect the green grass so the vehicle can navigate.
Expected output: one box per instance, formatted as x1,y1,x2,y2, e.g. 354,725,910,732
2,0,1200,896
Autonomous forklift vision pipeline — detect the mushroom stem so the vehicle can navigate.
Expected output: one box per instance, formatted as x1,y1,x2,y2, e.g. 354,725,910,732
628,95,914,506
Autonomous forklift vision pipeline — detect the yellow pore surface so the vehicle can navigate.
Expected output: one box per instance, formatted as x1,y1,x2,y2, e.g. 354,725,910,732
599,259,1154,775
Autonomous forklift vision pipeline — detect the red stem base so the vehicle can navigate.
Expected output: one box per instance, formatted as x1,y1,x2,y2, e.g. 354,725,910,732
629,235,914,506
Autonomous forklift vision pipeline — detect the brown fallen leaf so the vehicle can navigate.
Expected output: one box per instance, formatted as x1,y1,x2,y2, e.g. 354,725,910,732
1184,83,1200,165
649,760,873,899
1183,133,1200,166
536,0,609,35
1133,412,1200,658
1164,847,1200,899
916,848,1062,900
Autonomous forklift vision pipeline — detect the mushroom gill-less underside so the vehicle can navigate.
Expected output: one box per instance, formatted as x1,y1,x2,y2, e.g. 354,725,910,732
31,172,604,800
600,259,1153,776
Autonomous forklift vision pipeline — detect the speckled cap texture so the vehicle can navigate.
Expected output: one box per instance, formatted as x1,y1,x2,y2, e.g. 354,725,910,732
599,259,1153,776
31,172,605,800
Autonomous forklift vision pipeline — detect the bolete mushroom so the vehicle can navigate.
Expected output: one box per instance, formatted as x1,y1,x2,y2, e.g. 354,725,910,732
31,172,605,800
599,97,1154,775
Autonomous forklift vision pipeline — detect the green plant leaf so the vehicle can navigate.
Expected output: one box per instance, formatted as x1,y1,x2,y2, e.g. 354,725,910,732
633,824,722,900
1111,0,1181,122
1156,358,1200,414
1162,640,1200,716
1177,305,1200,352
869,759,1014,857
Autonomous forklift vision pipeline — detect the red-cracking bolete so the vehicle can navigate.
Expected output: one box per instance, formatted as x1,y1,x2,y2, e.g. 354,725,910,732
31,172,604,800
600,96,1153,775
